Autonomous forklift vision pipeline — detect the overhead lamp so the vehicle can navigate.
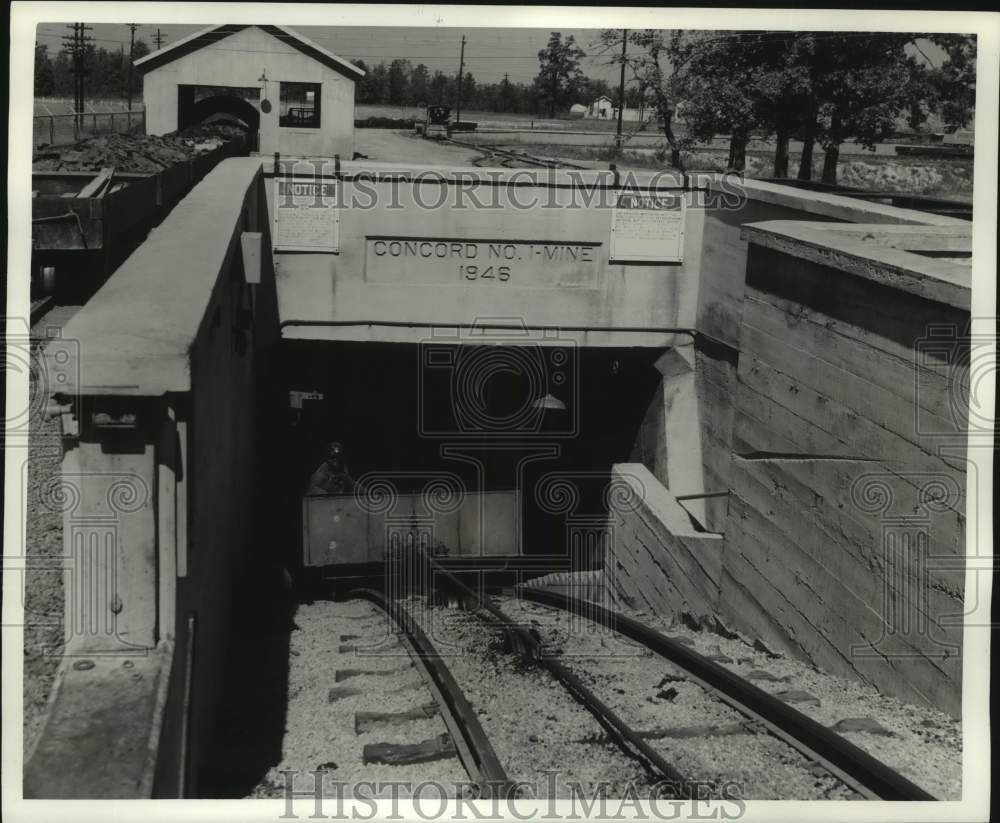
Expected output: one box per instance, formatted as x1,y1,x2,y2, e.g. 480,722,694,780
531,392,566,411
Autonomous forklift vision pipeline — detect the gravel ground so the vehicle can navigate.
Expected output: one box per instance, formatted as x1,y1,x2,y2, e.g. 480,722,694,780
510,593,961,800
251,598,468,799
22,309,80,757
401,596,662,799
500,598,857,800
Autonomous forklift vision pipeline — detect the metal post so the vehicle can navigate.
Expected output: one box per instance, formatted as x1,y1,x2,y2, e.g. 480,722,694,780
616,29,627,150
456,35,466,124
127,109,132,132
49,115,55,145
110,112,115,134
93,112,98,135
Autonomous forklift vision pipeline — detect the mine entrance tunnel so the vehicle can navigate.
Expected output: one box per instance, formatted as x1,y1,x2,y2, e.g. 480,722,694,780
29,156,973,798
282,339,666,570
177,85,261,149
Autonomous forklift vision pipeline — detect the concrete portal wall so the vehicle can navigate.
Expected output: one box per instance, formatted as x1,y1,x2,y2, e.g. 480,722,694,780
604,464,724,620
273,163,704,348
720,236,968,715
34,158,281,796
143,26,355,157
610,185,970,714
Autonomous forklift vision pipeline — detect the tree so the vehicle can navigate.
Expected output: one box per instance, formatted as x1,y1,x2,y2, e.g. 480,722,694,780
598,29,689,169
430,70,452,105
350,59,373,102
365,62,389,104
666,32,776,171
386,58,411,106
460,71,476,109
535,32,585,117
34,44,55,96
410,63,430,106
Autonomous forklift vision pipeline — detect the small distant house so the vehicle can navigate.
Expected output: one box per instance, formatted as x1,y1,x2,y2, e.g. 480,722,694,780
589,96,614,119
135,24,364,157
568,103,587,119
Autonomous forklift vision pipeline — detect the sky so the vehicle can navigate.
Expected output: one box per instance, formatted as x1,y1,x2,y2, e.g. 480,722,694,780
33,23,628,86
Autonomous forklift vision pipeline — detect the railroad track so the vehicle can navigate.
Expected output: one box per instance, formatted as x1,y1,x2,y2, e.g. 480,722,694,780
444,136,589,170
518,588,936,800
265,557,937,801
347,588,513,797
416,554,935,801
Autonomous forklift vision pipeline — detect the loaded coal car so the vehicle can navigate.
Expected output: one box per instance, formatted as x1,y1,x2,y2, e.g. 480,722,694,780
31,125,247,299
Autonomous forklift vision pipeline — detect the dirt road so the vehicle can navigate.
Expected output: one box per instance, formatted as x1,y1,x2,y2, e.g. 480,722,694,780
354,128,483,165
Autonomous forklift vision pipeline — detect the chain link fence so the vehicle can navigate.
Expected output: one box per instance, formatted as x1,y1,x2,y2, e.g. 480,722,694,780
33,110,147,148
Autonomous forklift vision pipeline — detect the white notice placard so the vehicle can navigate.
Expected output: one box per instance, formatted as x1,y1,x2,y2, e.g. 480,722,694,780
274,178,340,252
610,192,685,263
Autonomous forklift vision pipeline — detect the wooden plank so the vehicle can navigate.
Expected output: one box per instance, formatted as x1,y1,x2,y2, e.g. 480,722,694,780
77,167,115,199
335,664,413,682
363,734,456,766
355,702,439,734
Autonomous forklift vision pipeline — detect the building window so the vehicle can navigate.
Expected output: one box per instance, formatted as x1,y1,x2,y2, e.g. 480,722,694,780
279,82,321,128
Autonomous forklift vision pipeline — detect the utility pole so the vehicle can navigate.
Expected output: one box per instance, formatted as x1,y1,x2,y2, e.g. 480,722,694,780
153,29,167,49
616,29,627,149
127,23,140,112
62,23,93,116
455,35,466,123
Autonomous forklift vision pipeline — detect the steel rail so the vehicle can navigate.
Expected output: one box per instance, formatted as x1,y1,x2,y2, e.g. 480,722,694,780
349,588,514,797
520,587,936,801
420,557,693,796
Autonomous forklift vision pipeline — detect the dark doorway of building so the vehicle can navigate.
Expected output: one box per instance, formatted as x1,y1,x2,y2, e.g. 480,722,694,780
177,85,261,150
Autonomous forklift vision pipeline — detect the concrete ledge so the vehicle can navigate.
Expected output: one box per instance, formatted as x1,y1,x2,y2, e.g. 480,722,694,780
24,643,173,798
713,177,966,227
608,464,724,616
46,157,265,396
741,220,971,309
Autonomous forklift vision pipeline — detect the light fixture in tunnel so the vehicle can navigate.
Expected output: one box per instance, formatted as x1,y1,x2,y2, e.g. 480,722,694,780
531,392,566,411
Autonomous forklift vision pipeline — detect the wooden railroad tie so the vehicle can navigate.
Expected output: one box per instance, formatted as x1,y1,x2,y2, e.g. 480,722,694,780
363,733,457,766
355,702,440,734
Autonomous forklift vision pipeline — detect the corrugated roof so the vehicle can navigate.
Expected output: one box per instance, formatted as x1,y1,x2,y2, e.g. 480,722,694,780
134,24,365,81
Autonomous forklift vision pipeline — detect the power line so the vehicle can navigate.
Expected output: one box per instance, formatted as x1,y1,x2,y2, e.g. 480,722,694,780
61,23,93,114
153,29,167,49
456,34,466,122
127,24,140,111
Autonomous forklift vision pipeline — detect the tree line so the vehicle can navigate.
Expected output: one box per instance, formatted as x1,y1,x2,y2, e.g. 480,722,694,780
33,29,976,185
595,30,976,182
350,54,619,116
34,41,151,101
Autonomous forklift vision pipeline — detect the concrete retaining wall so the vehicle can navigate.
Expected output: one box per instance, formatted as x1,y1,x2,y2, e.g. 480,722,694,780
31,158,281,796
608,208,970,716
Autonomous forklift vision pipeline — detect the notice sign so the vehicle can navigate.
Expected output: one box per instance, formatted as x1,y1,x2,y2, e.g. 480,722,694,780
610,193,685,263
274,178,340,252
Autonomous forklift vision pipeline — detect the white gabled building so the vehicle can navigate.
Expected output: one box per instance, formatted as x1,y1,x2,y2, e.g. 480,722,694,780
135,24,364,157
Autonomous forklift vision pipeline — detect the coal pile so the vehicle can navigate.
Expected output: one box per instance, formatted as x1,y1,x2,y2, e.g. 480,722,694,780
32,123,246,174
